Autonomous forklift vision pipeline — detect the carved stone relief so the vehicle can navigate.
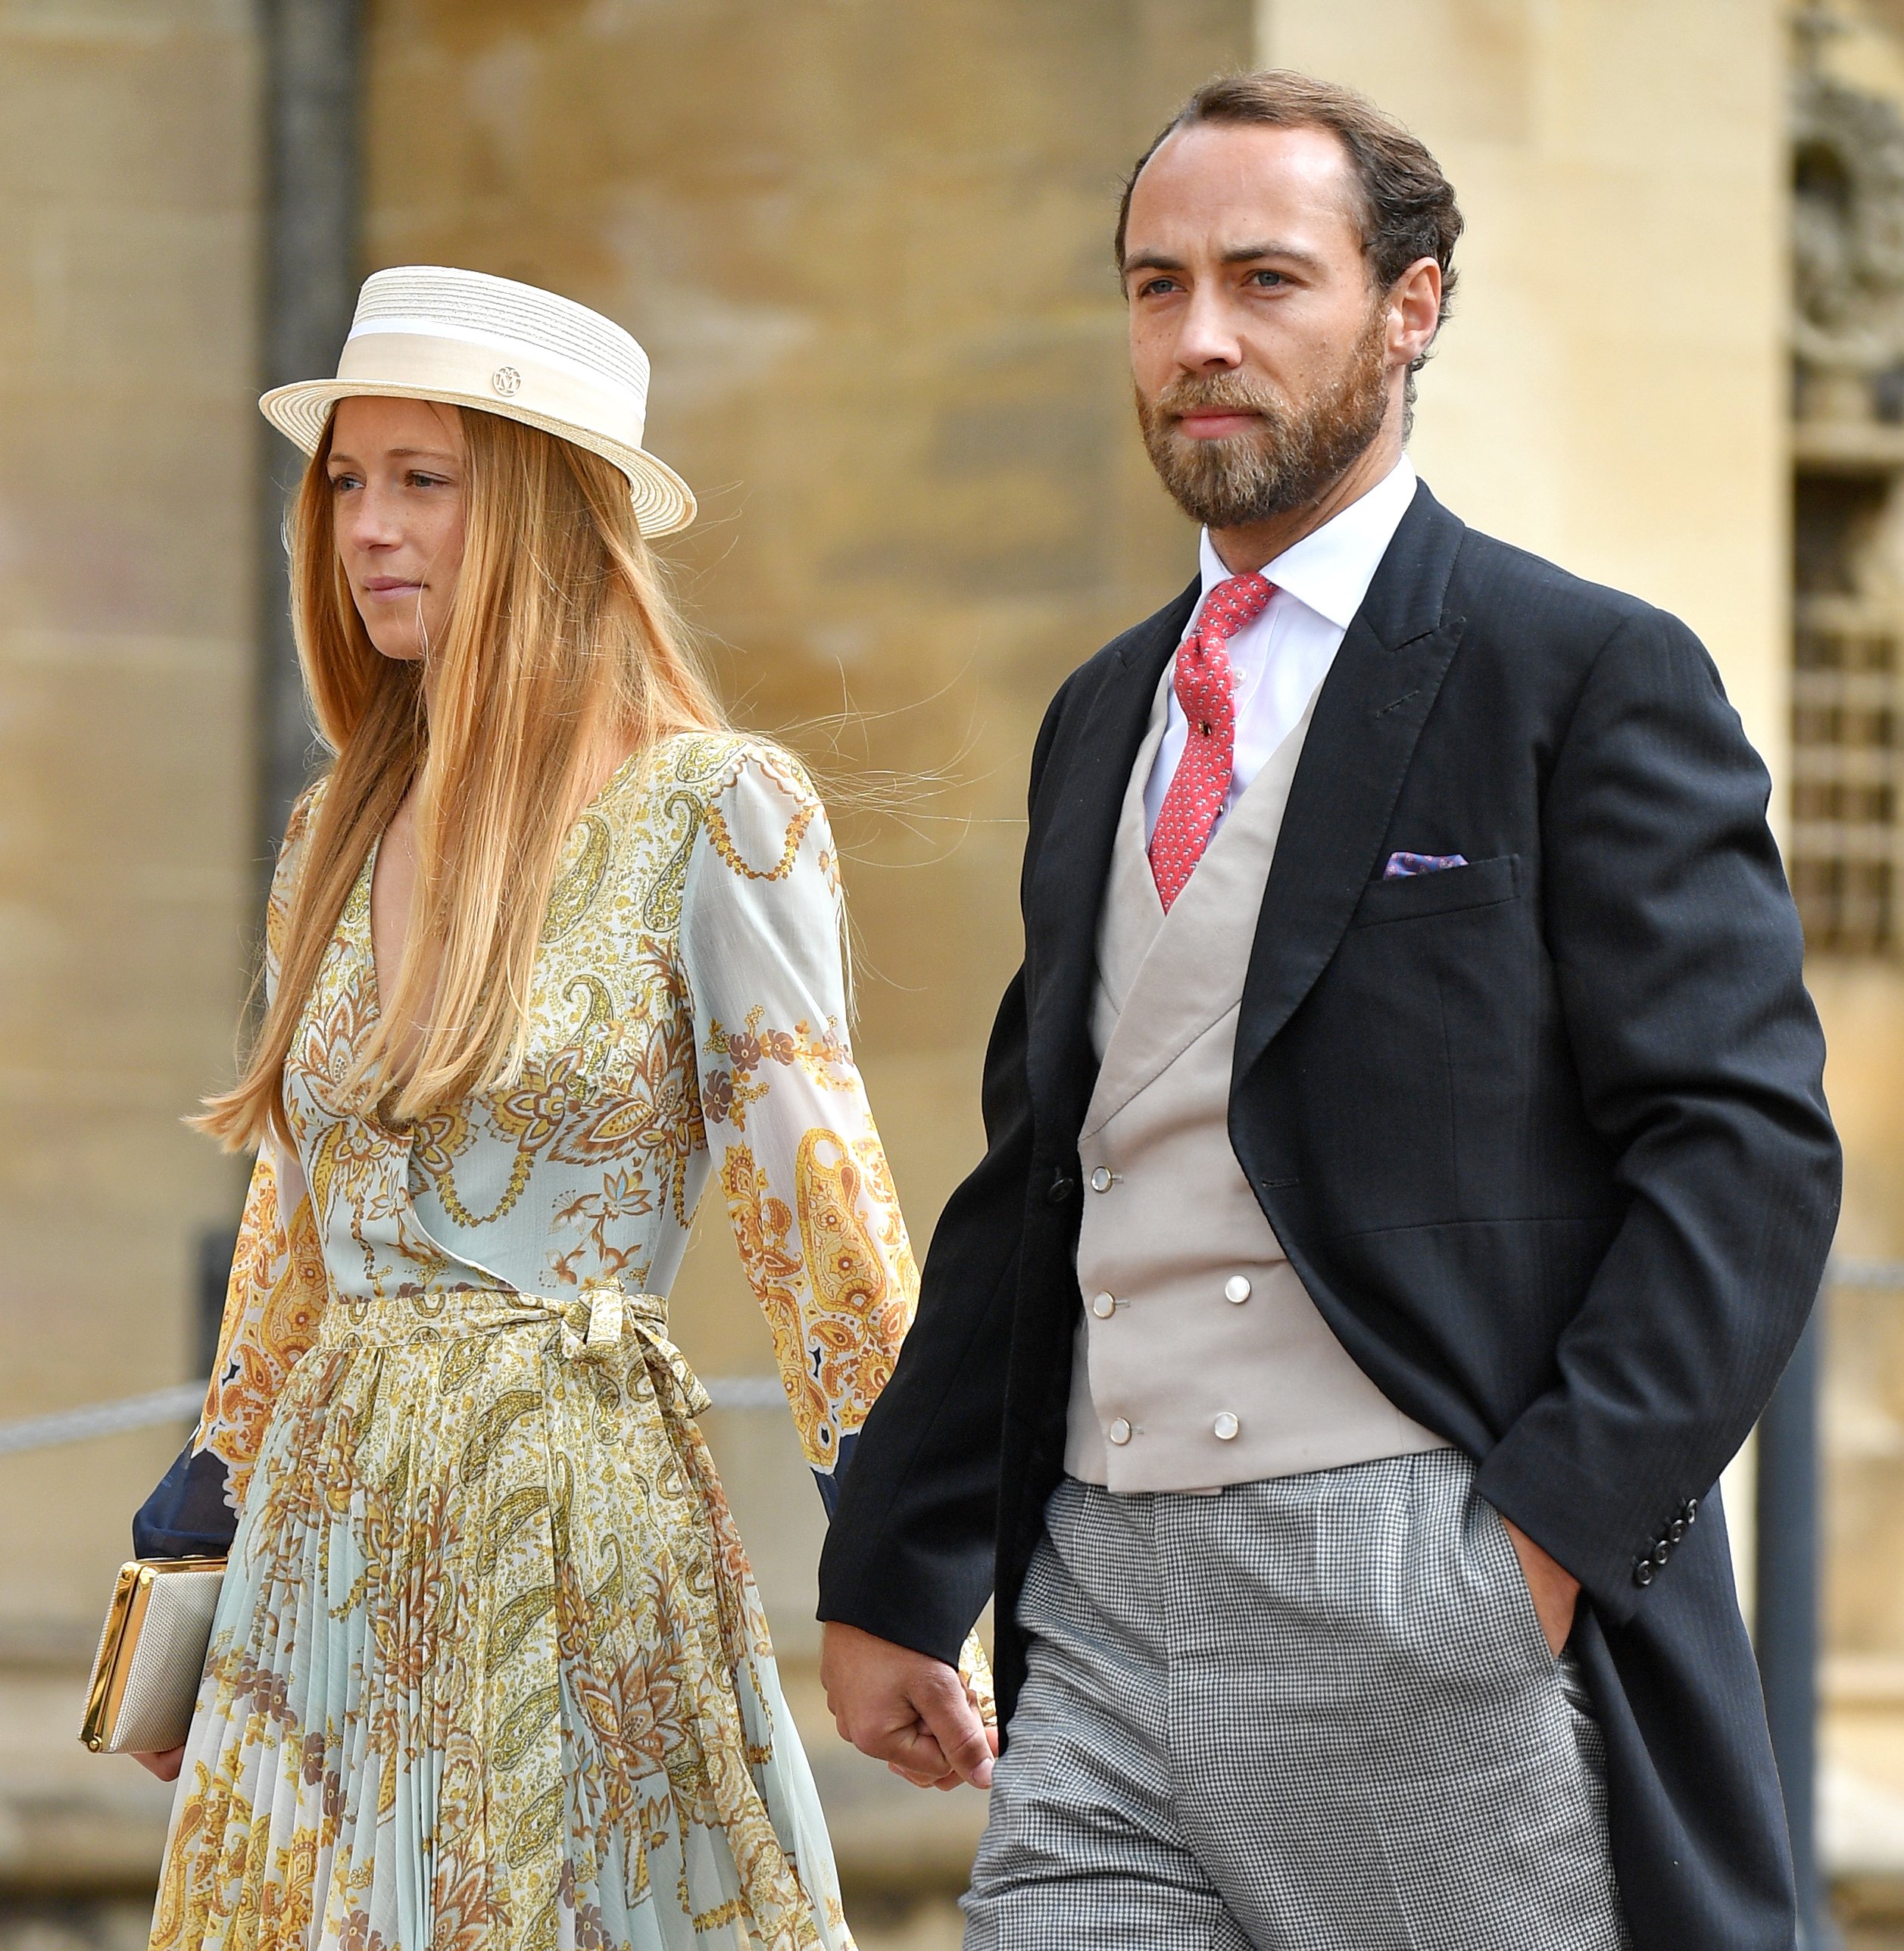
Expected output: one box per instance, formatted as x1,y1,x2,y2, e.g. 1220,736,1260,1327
1795,70,1904,402
1789,69,1904,955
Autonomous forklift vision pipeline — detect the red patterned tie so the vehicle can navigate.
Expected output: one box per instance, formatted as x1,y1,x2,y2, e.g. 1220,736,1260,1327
1149,572,1275,910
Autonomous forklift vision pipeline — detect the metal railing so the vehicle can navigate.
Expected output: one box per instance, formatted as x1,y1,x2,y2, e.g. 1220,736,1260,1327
1827,1258,1904,1288
0,1369,786,1457
0,1384,208,1459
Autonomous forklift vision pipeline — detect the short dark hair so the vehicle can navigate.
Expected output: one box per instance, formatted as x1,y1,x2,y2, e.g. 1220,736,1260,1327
1116,70,1463,373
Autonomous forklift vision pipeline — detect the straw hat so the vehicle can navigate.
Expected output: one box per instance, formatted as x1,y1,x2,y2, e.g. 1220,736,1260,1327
260,266,696,538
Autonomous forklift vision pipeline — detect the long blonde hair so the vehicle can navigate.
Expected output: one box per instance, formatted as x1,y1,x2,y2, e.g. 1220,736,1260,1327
198,405,723,1149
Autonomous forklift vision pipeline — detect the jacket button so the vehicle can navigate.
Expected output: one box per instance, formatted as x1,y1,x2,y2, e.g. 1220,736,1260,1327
1653,1541,1673,1568
1213,1412,1240,1441
1224,1275,1251,1304
1089,1166,1114,1194
1684,1497,1699,1524
1666,1519,1687,1544
1634,1560,1656,1588
1047,1175,1075,1205
1108,1418,1131,1446
1091,1291,1116,1319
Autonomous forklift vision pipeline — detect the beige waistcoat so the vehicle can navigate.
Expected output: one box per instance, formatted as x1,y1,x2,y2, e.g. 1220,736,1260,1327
1064,672,1447,1493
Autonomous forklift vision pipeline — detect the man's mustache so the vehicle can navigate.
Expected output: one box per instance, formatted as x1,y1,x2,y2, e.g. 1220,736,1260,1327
1148,373,1286,427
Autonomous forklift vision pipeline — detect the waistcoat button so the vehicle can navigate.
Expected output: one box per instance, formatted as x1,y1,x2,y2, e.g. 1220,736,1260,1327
1089,1166,1114,1194
1091,1291,1116,1319
1213,1411,1240,1441
1224,1275,1251,1304
1108,1417,1131,1446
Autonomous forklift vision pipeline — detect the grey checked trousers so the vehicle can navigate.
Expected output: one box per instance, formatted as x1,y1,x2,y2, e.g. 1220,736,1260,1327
963,1451,1631,1950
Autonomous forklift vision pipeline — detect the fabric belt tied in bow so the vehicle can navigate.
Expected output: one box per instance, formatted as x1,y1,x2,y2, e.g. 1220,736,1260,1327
542,1288,716,1416
320,1286,715,1417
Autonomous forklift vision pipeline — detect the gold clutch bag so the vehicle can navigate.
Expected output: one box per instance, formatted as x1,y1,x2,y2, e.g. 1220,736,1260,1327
79,1558,226,1755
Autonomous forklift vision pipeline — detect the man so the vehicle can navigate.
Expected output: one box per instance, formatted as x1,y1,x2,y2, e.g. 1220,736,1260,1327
818,70,1840,1951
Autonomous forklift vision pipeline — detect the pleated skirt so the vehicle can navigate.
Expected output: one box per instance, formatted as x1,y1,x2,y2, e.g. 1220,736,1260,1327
148,1288,854,1951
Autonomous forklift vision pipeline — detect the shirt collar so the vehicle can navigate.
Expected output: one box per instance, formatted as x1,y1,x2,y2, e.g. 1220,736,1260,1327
1195,454,1419,632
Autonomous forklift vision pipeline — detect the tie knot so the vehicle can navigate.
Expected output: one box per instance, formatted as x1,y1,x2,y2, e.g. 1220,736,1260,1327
1194,571,1274,648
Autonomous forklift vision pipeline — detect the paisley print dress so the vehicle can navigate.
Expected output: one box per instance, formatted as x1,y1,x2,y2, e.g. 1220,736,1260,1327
133,733,942,1951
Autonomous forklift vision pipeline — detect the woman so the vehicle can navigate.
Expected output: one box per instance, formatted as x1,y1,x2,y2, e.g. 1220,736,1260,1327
129,266,979,1951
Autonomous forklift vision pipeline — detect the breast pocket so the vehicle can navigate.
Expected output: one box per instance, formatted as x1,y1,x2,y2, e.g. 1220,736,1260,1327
1348,854,1520,929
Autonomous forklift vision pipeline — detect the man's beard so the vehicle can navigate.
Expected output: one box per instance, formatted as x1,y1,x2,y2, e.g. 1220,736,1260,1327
1136,303,1391,530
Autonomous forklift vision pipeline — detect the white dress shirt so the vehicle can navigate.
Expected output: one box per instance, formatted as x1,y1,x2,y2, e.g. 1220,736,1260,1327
1143,456,1419,841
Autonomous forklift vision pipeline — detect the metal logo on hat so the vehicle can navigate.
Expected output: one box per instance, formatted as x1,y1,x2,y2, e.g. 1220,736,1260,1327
255,266,697,539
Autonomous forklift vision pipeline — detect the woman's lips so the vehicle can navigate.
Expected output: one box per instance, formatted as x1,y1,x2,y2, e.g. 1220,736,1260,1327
362,578,423,598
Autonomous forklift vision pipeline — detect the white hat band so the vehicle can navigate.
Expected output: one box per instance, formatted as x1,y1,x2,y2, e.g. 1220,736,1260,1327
336,327,649,450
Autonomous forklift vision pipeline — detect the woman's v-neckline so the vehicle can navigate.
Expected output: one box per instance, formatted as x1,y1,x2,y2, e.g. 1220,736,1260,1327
357,743,651,1020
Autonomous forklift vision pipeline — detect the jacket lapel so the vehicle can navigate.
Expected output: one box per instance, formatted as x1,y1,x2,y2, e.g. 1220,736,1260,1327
1232,485,1469,1087
1025,577,1200,1138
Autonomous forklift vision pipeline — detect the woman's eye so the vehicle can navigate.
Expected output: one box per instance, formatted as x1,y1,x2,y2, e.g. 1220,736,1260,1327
407,473,450,489
327,473,360,492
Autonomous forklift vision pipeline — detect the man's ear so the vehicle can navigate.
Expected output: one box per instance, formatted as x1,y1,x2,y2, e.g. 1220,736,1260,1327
1390,256,1444,367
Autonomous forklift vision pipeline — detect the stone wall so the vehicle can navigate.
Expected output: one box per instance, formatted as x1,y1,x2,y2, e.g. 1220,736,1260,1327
1261,0,1791,769
0,0,258,1652
1792,0,1904,1667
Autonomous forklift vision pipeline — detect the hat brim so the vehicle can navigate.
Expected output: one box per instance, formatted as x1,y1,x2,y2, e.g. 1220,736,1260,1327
259,379,697,539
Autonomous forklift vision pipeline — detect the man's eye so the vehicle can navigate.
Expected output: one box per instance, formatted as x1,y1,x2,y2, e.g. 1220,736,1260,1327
1138,277,1179,298
1250,270,1288,289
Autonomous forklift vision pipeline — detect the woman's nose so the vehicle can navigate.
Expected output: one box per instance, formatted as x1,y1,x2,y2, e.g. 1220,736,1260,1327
347,488,401,550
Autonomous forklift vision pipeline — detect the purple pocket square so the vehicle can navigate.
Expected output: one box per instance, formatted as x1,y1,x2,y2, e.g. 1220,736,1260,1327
1384,851,1469,879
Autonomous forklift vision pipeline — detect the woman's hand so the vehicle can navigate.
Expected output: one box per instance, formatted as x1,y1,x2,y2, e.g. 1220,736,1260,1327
132,1747,185,1782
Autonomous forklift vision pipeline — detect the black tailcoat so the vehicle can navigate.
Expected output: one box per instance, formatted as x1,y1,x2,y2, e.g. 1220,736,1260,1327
819,483,1841,1949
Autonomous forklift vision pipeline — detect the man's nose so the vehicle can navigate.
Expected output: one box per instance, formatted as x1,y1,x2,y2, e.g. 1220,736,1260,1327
1173,287,1244,370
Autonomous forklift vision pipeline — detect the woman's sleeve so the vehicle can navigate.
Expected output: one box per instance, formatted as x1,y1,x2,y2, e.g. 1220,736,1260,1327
132,786,331,1557
680,746,919,1516
133,1141,326,1555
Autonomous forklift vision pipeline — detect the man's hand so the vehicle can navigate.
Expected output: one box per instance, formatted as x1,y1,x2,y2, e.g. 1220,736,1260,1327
1500,1516,1581,1657
820,1622,997,1790
132,1747,184,1782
